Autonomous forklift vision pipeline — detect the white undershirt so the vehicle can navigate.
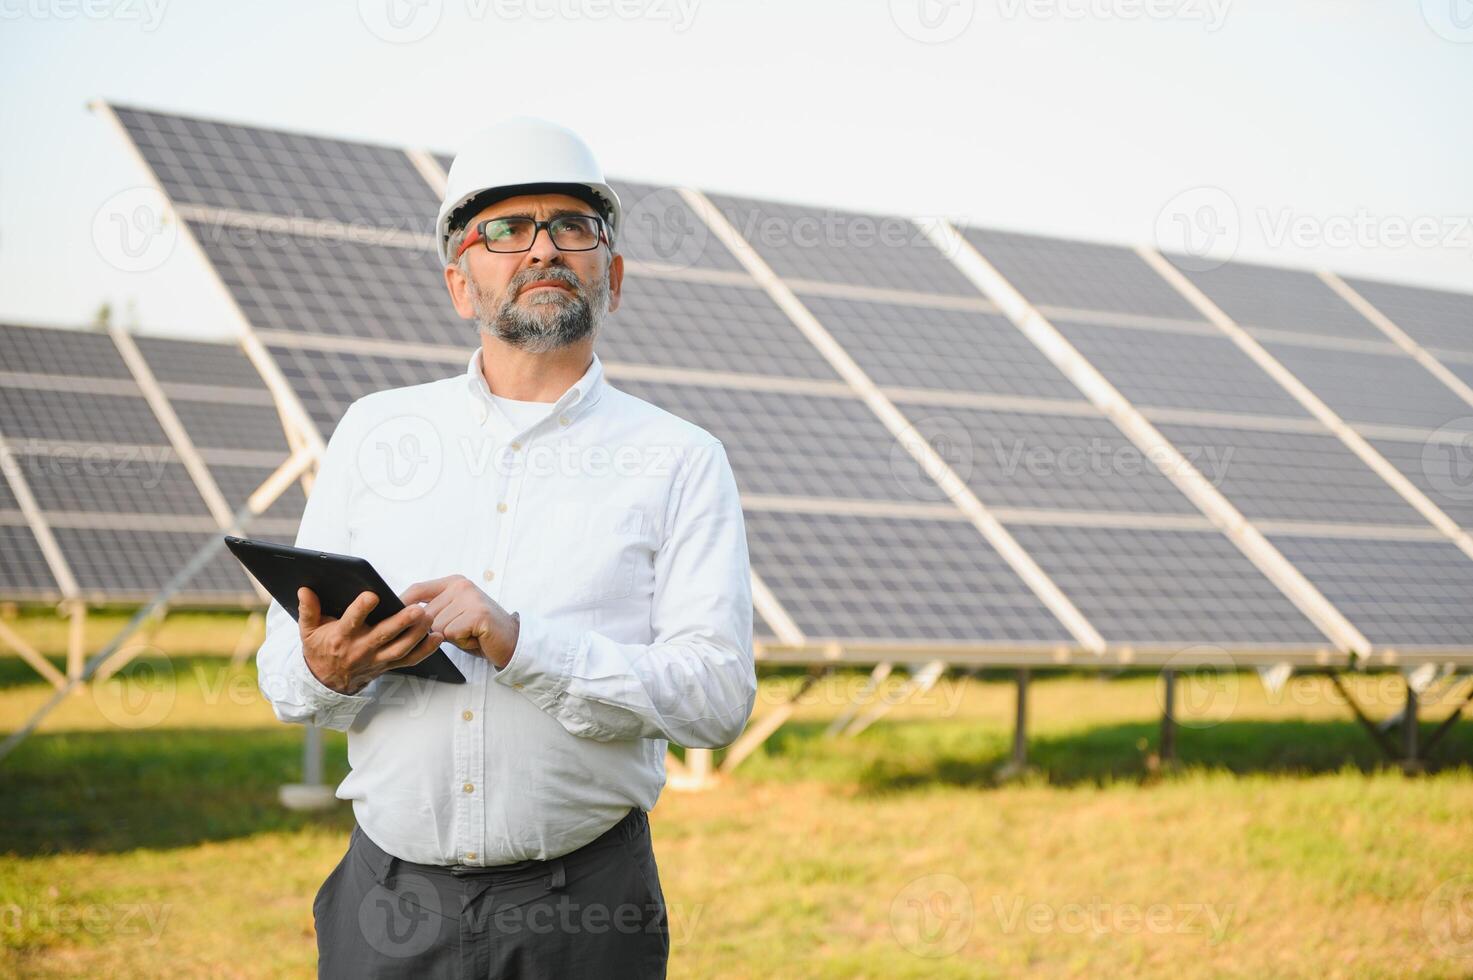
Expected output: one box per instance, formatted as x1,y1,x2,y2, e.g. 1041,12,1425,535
488,391,554,430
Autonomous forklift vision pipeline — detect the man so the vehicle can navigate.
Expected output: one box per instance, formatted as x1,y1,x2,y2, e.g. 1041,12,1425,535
255,116,758,978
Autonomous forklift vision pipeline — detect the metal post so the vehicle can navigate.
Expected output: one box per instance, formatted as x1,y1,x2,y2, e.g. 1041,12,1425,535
1161,669,1177,766
279,725,335,810
1402,679,1421,773
999,668,1029,779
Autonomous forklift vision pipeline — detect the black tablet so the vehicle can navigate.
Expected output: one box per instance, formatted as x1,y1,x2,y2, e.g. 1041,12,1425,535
224,535,466,684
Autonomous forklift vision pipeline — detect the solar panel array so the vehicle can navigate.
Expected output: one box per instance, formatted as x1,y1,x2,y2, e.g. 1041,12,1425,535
61,102,1473,661
0,323,301,604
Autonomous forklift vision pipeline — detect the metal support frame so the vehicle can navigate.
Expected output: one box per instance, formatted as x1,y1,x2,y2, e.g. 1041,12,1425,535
997,669,1032,780
842,660,947,738
1160,669,1178,766
1326,669,1472,771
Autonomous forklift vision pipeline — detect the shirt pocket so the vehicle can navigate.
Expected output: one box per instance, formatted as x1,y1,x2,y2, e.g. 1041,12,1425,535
548,501,650,608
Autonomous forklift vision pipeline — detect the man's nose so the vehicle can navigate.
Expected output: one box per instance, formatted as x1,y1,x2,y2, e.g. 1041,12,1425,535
525,225,563,266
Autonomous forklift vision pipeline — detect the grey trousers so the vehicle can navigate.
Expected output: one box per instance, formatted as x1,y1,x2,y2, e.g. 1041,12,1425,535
313,807,669,979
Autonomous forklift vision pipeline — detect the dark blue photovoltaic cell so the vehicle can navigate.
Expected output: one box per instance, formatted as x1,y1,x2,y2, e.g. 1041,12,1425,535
1055,320,1312,419
0,387,169,446
0,525,58,595
1344,277,1473,356
1262,341,1473,434
1268,535,1473,647
266,345,458,434
114,105,439,231
1369,437,1473,531
1156,423,1428,526
608,179,744,272
1007,524,1327,645
52,526,256,598
1174,259,1386,341
0,324,131,379
706,193,979,297
134,335,266,388
803,295,1081,400
963,228,1204,321
744,510,1071,643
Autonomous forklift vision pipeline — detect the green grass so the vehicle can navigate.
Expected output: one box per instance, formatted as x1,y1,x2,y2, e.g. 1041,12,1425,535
2,616,1472,978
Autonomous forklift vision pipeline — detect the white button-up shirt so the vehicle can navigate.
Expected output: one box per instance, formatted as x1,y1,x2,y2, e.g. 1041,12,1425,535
255,346,757,865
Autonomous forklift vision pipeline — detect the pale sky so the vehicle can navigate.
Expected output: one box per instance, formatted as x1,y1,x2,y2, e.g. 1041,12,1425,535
1,0,1469,339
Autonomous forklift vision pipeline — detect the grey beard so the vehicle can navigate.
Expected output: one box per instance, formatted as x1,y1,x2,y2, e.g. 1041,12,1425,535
467,265,610,353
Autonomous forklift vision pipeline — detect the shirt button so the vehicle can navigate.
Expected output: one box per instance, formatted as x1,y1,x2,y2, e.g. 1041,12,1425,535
510,440,522,450
482,569,495,582
558,415,570,426
496,502,508,513
466,852,477,861
462,710,474,721
462,783,474,794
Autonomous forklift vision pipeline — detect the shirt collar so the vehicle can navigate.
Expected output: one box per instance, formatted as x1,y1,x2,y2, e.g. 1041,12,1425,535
464,344,606,430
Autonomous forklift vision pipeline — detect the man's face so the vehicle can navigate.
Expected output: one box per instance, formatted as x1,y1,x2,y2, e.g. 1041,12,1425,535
445,192,623,353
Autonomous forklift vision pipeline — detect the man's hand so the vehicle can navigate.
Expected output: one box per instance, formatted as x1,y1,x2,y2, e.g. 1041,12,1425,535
401,576,521,669
299,587,444,695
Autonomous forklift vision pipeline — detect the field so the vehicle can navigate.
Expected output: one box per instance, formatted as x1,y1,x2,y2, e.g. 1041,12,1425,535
2,610,1472,978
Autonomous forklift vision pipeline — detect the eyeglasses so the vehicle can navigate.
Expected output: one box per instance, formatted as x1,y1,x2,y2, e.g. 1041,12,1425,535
455,214,609,259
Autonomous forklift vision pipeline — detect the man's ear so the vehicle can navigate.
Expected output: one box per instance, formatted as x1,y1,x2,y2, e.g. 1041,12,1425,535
606,252,624,314
445,262,476,320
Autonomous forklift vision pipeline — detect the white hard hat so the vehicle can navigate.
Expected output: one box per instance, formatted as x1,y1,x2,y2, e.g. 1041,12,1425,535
435,117,622,265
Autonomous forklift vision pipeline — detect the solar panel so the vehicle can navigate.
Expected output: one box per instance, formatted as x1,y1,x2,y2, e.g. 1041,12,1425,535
1267,534,1473,647
1368,436,1473,530
113,105,438,232
13,453,210,517
0,386,169,446
0,525,57,596
1054,319,1313,419
188,219,463,347
133,335,267,388
170,399,293,454
802,295,1082,400
706,193,978,297
1342,277,1473,355
889,401,1198,515
609,179,744,272
1174,259,1387,341
1006,524,1327,645
0,323,132,379
606,276,837,380
963,228,1204,321
52,526,255,598
743,509,1071,643
1155,423,1428,525
614,381,914,502
266,344,458,433
210,464,307,522
1260,341,1473,434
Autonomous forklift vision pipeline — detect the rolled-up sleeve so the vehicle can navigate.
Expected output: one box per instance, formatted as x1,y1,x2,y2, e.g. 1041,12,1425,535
492,439,758,748
255,402,378,732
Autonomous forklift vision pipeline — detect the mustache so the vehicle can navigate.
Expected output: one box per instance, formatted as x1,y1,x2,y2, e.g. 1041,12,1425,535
508,266,584,296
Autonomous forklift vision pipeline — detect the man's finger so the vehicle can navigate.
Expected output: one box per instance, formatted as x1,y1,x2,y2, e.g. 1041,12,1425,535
298,587,320,633
377,628,444,669
401,577,457,606
338,590,380,631
362,603,427,652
